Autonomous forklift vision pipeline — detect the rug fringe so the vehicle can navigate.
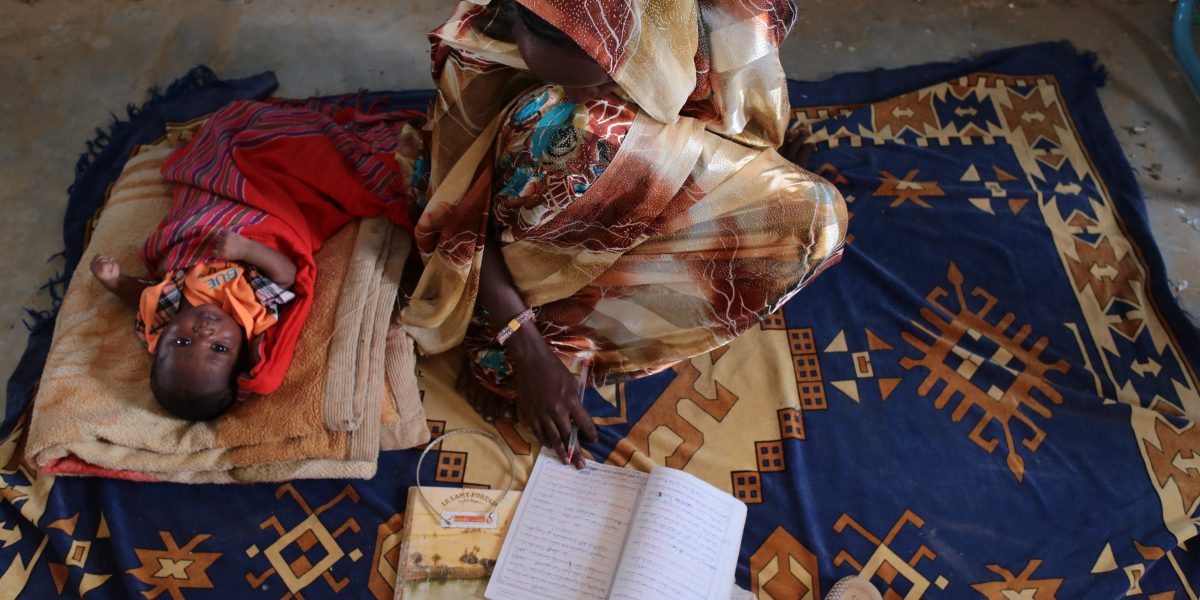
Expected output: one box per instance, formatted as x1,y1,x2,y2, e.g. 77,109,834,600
28,66,222,330
68,66,219,197
1080,50,1109,88
21,253,67,332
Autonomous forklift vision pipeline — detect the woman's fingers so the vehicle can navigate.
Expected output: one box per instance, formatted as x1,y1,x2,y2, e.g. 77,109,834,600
552,407,576,463
540,414,567,463
568,399,599,443
566,399,591,469
505,340,601,466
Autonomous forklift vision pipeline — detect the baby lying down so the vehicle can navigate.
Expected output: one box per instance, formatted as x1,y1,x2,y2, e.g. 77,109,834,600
91,230,296,420
88,97,424,421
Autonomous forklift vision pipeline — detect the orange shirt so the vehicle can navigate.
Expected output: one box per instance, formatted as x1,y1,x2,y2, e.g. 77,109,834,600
138,261,284,353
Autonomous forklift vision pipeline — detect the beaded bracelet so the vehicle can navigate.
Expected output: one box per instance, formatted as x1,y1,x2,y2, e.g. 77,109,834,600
496,307,535,346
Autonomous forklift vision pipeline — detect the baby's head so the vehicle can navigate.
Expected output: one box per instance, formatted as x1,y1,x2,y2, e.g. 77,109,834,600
150,304,246,421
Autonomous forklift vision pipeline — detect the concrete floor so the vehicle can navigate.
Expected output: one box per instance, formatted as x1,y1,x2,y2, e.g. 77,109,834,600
1,0,1197,393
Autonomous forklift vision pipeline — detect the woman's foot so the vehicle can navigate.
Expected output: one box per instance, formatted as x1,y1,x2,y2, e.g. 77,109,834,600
456,357,516,423
781,123,816,169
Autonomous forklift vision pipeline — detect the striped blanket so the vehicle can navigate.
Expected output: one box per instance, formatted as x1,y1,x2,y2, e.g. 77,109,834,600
148,99,423,395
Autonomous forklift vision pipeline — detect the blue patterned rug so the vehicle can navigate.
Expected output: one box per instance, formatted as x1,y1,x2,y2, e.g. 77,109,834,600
3,42,1198,599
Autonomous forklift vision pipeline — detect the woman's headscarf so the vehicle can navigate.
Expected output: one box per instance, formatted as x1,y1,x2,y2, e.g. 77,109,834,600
515,0,797,148
431,0,797,173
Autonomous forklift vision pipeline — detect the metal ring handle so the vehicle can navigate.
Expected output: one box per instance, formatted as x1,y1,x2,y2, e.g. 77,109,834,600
414,428,516,527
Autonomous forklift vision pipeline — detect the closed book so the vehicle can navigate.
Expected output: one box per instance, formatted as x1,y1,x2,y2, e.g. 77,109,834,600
395,486,521,600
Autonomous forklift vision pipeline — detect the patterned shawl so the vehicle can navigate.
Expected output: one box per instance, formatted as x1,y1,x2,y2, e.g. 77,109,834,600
519,0,797,147
423,0,797,187
404,0,845,384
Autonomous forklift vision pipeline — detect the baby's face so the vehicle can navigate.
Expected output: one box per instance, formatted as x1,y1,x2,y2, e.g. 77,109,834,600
156,304,244,391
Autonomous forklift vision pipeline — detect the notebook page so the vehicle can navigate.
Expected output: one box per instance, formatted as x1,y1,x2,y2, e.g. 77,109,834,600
608,467,747,600
485,449,648,600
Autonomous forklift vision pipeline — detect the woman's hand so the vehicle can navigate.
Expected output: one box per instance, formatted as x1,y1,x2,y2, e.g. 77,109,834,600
508,329,598,469
473,239,597,468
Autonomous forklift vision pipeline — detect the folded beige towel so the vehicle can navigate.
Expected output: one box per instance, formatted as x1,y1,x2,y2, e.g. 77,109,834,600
25,132,427,484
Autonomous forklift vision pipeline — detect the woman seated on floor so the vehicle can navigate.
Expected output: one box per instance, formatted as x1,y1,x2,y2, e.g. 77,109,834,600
403,0,848,468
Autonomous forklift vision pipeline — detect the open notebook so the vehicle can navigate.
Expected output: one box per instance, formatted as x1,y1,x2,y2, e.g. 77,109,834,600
485,449,748,600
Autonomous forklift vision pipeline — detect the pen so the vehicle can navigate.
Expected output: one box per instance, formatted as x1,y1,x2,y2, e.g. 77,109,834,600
566,425,579,463
566,353,591,464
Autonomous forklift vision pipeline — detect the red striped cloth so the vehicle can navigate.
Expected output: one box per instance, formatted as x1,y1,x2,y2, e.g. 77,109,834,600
150,99,424,396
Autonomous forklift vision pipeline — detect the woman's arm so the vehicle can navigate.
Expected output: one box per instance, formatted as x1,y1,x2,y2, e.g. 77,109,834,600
91,255,151,304
214,230,297,290
477,241,599,467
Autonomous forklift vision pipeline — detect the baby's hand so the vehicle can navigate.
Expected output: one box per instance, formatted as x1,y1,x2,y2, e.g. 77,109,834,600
213,229,252,262
90,255,121,288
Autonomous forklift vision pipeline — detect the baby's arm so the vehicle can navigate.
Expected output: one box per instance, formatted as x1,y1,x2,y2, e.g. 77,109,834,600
214,230,297,290
90,255,151,304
